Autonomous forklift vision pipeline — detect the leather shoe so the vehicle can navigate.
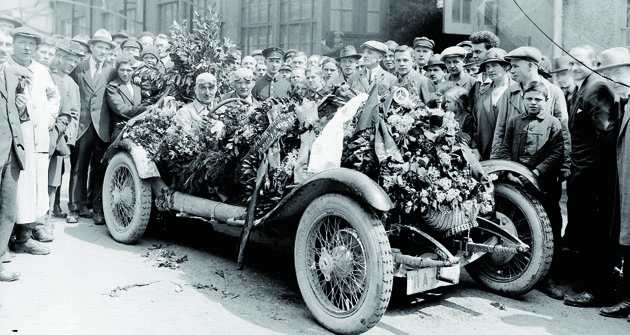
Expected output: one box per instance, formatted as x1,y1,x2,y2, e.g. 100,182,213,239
66,211,79,223
79,206,92,218
564,291,598,307
32,225,53,242
52,205,67,218
11,238,50,255
93,212,105,225
600,299,630,318
540,282,564,300
0,269,20,282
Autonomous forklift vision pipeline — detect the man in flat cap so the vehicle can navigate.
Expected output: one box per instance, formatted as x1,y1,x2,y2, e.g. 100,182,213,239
441,46,477,92
490,47,571,300
48,40,84,220
0,29,30,279
9,27,61,252
67,29,116,225
347,41,396,95
392,45,433,104
251,47,290,100
413,37,434,72
562,45,619,308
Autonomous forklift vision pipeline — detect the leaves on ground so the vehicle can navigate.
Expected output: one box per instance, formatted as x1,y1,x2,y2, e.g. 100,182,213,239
143,246,189,269
105,281,159,297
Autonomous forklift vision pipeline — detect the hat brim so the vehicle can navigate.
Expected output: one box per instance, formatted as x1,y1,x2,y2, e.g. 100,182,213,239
335,54,362,61
596,62,630,72
112,34,129,39
88,38,116,48
505,55,540,65
479,59,510,71
0,17,22,28
13,33,41,44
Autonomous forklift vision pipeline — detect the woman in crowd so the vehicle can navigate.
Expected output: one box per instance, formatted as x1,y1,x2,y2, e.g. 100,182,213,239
443,87,475,146
107,53,147,140
469,48,511,160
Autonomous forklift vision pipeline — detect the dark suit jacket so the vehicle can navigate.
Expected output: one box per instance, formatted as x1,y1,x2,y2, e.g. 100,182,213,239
392,69,434,104
70,58,116,142
106,78,144,141
0,64,28,169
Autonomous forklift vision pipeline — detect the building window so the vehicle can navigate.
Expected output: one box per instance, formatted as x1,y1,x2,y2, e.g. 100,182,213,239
366,0,380,33
241,0,277,53
626,0,630,45
452,0,473,24
330,0,353,32
278,0,316,53
159,1,178,34
102,12,116,32
443,0,497,35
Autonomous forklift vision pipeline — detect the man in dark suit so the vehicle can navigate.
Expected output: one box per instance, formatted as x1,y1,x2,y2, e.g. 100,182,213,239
563,46,620,308
347,41,397,95
67,29,116,224
106,53,146,141
0,30,28,280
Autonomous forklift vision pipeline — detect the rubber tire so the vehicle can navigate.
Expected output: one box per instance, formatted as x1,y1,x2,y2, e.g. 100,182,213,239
103,152,152,244
294,194,393,335
466,183,554,297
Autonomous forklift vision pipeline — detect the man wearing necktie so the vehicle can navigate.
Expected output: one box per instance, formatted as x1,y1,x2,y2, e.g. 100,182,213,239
67,29,116,225
347,41,396,95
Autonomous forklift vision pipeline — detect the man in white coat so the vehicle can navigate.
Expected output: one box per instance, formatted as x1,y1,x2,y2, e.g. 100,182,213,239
9,27,60,255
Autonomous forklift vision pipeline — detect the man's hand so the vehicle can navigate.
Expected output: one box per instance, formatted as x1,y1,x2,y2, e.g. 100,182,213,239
16,93,27,112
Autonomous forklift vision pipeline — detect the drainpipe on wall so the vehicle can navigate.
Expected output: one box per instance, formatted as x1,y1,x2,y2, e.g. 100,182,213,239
552,0,562,57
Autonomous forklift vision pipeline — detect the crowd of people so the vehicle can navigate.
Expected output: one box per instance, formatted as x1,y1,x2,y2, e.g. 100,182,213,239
0,13,628,321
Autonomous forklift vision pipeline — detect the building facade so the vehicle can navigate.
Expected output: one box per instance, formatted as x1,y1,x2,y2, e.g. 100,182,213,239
46,0,388,55
443,0,630,57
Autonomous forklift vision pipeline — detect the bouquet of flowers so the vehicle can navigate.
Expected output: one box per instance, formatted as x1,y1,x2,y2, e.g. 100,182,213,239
343,90,493,234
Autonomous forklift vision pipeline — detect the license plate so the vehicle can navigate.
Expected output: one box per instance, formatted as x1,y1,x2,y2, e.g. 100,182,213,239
406,266,460,295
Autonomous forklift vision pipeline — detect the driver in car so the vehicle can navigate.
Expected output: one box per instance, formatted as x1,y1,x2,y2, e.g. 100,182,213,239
174,72,224,136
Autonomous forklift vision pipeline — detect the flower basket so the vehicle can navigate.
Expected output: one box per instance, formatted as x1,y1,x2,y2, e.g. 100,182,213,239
422,204,479,237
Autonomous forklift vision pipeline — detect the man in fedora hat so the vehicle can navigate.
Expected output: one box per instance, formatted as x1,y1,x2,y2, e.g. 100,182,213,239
392,45,432,104
424,54,446,93
412,37,434,71
0,15,22,34
67,28,116,225
441,46,477,92
562,45,620,308
251,47,290,100
333,45,361,85
596,46,630,319
9,27,60,252
550,55,576,106
347,41,396,95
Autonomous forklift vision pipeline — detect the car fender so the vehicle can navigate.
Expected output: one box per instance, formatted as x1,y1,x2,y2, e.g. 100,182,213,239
103,138,161,179
481,159,542,193
260,168,393,223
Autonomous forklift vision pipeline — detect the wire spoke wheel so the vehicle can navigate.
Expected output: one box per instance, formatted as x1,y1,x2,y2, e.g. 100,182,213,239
103,152,152,244
466,183,554,297
295,194,392,335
